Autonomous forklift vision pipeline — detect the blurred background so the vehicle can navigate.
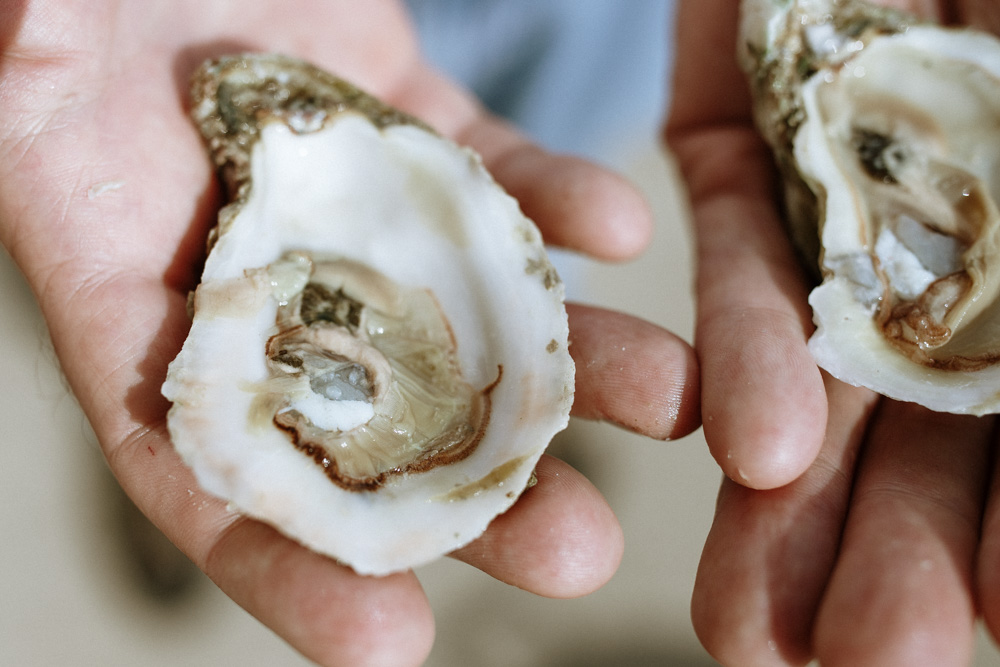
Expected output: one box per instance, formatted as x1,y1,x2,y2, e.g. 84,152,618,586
3,1,1000,665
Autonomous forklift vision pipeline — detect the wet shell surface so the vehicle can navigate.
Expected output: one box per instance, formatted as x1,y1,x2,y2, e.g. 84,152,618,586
740,0,1000,414
161,54,574,575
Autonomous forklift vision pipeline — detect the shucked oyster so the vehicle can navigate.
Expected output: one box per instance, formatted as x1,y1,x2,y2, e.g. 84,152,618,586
161,54,574,575
740,0,1000,414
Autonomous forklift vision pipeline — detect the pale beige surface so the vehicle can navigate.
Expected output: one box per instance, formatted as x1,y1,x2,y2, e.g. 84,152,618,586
2,148,1000,666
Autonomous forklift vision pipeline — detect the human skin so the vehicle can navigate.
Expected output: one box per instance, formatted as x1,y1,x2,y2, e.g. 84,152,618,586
667,0,1000,665
0,2,701,665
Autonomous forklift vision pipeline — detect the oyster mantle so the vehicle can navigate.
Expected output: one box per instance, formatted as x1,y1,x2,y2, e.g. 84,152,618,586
740,0,1000,415
162,55,574,574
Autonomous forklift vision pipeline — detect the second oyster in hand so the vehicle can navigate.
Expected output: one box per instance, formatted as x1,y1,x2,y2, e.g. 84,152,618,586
161,54,575,576
740,0,1000,415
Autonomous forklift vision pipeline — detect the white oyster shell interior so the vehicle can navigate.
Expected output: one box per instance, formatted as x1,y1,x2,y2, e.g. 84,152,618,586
800,26,1000,414
742,0,1000,415
163,108,574,574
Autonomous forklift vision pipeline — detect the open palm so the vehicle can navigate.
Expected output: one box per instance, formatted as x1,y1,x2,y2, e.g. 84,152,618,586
0,2,700,665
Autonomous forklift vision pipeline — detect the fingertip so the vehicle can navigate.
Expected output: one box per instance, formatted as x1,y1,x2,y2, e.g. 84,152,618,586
707,409,825,491
701,315,828,490
567,161,654,260
451,455,623,598
495,149,654,261
405,71,653,261
690,478,815,666
306,571,436,667
204,520,435,667
567,304,701,441
529,456,625,597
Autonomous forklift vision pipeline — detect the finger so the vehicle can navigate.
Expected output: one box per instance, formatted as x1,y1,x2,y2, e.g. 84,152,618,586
666,0,828,490
976,432,1000,645
449,303,699,595
204,519,434,667
565,303,700,440
388,65,654,261
813,403,993,666
450,455,623,598
677,128,826,489
105,419,435,667
954,0,1000,32
691,376,877,666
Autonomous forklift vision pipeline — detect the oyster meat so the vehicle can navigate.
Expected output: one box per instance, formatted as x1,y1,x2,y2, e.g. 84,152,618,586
740,0,1000,414
161,54,574,575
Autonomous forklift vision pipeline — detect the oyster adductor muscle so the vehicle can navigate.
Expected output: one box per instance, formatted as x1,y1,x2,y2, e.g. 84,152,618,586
162,54,575,575
740,0,1000,415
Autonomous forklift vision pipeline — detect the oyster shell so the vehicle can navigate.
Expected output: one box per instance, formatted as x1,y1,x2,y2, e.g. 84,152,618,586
740,0,1000,414
161,54,574,575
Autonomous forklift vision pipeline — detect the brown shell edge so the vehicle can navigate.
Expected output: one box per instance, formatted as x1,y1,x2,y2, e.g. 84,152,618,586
189,53,433,247
742,0,917,278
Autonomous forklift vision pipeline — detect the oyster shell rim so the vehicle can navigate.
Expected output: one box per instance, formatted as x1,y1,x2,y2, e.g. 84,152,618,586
162,53,576,574
739,0,1000,415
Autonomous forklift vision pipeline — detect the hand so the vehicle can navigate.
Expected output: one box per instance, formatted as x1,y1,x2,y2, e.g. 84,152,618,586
667,1,1000,664
0,2,700,665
